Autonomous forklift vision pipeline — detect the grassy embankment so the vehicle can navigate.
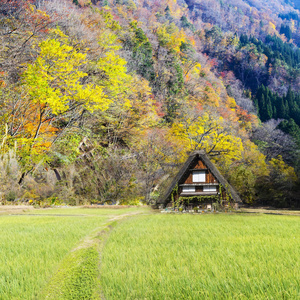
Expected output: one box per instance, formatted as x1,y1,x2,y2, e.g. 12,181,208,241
0,207,148,300
101,213,300,299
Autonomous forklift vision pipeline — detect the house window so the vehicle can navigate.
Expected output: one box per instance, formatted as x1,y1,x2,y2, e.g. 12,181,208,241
192,171,206,182
203,186,217,192
182,186,195,193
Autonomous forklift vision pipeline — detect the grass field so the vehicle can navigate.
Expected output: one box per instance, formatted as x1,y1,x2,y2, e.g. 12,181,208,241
101,214,300,299
0,207,299,299
0,207,148,299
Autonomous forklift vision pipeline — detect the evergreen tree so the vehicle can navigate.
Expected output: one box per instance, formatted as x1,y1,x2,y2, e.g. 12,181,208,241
286,86,295,107
260,20,264,28
260,94,266,121
280,25,292,40
278,97,287,119
278,119,300,146
180,16,195,31
266,98,273,120
129,22,155,82
255,85,300,125
165,5,171,18
273,106,277,119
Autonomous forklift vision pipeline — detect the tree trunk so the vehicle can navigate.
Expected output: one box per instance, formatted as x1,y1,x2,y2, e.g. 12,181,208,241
18,172,26,185
53,169,62,181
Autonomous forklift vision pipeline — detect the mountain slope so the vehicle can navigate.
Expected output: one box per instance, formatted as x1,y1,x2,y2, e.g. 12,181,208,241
0,0,299,207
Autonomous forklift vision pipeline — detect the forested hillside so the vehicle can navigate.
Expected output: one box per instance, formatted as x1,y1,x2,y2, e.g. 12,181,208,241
0,0,299,207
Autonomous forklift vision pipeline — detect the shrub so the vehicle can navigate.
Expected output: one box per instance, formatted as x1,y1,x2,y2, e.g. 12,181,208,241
6,191,16,202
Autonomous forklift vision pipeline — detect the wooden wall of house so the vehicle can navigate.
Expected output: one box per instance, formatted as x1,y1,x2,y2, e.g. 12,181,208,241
196,186,203,192
182,158,218,184
166,184,226,207
193,160,206,169
183,171,217,184
164,155,238,207
177,186,211,193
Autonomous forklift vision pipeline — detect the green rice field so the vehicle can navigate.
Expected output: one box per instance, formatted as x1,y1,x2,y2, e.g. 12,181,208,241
0,207,299,299
0,207,148,299
101,214,300,299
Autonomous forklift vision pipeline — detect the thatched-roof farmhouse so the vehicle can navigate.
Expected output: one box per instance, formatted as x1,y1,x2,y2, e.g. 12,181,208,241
158,150,242,210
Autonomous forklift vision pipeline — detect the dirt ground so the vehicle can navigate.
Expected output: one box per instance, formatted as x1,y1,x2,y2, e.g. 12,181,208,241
0,205,299,216
0,205,34,214
240,207,300,216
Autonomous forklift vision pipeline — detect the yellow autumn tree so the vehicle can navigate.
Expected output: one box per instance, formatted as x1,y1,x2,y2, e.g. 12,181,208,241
5,28,120,175
156,22,187,53
166,0,184,18
269,156,297,182
223,140,269,203
94,30,132,108
24,31,110,115
255,155,298,206
170,111,244,162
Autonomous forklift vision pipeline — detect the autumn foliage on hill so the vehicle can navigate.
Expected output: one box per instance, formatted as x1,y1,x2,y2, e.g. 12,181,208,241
0,0,299,207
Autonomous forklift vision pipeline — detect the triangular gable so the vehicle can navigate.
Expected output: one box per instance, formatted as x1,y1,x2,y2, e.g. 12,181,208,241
158,150,242,205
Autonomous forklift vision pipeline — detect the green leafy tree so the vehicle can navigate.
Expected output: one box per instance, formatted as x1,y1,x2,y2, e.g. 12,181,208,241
129,21,155,81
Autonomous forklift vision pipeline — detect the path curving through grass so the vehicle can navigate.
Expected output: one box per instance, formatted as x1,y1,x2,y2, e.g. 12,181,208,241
0,206,149,300
1,207,299,299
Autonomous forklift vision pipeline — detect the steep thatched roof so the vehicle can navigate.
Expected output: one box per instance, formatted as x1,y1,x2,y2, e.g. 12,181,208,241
158,150,242,205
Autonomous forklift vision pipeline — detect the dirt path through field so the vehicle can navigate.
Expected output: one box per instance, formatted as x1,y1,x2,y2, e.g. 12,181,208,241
41,208,151,299
108,210,148,221
0,205,34,215
240,208,300,216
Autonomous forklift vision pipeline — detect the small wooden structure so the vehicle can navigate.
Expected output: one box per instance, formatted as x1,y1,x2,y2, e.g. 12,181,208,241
158,150,242,210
